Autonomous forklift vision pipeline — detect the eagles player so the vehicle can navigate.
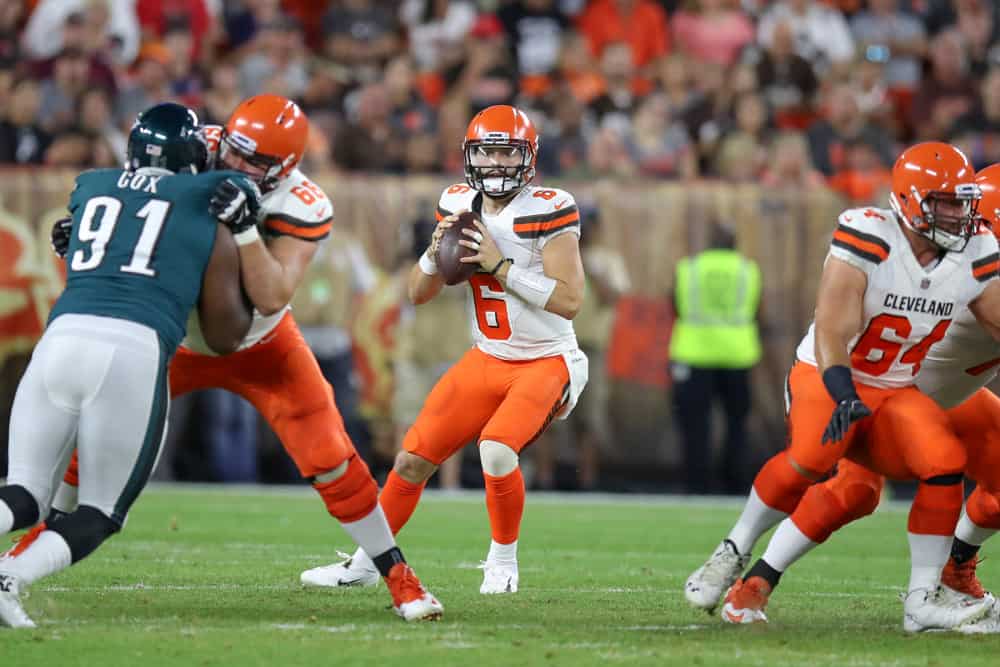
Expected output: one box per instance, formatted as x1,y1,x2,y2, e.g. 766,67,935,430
0,103,255,627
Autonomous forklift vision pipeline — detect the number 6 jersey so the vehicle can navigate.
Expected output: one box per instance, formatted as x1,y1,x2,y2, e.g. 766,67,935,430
795,207,1000,388
436,183,581,361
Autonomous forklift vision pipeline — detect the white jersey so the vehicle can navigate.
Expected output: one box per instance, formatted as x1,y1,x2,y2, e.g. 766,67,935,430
184,124,334,355
437,183,580,361
796,206,999,389
915,302,1000,409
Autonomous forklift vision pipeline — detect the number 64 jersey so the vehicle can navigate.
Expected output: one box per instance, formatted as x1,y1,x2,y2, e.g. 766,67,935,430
436,183,581,361
795,207,1000,387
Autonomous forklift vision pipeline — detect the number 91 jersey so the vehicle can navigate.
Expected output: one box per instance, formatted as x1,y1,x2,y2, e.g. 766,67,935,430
795,207,1000,389
436,183,581,361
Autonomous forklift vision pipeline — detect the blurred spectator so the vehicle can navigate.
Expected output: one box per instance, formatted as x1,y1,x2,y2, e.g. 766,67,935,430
670,223,762,495
333,83,397,171
585,125,637,177
0,77,50,164
499,0,573,97
224,0,284,52
553,30,605,105
849,0,927,92
453,21,519,112
115,43,173,129
682,60,735,172
200,57,243,125
577,0,670,72
759,131,826,190
393,216,471,489
806,82,892,177
757,0,855,78
909,29,979,141
79,86,127,165
627,93,698,178
385,54,437,138
43,130,93,167
827,137,894,204
202,390,259,482
923,0,1000,77
851,51,896,135
0,59,13,112
400,0,477,74
950,67,1000,169
671,0,754,67
324,0,401,85
22,0,140,67
714,132,763,182
534,206,629,491
588,42,642,136
164,17,203,109
135,0,212,61
37,48,94,134
748,20,818,128
655,54,699,119
537,81,592,177
0,2,23,62
291,228,378,465
239,14,309,98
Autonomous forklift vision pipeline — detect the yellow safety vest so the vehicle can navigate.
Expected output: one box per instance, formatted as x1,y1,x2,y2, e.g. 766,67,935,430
669,249,762,369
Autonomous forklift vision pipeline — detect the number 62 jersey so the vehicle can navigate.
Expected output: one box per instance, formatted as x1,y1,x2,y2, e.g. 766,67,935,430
795,207,1000,388
436,183,581,361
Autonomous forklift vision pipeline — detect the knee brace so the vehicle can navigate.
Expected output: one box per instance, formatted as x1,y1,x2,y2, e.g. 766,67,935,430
47,505,120,563
479,440,519,477
0,485,40,531
313,455,378,523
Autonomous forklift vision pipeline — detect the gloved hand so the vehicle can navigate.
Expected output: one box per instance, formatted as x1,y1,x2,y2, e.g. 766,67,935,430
821,398,872,444
209,178,261,233
51,216,72,258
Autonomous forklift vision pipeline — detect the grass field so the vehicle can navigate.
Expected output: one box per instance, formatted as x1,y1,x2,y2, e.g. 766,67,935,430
3,485,999,666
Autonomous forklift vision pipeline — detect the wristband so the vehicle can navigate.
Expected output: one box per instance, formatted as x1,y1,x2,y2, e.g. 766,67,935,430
822,365,859,403
505,264,556,309
490,257,514,275
418,250,438,275
233,225,260,247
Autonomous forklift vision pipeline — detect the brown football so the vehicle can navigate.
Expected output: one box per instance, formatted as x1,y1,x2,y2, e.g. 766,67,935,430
435,210,481,285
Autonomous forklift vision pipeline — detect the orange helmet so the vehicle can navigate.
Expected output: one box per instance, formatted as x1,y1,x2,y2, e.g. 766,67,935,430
221,94,308,191
976,163,1000,237
888,141,981,252
463,105,539,197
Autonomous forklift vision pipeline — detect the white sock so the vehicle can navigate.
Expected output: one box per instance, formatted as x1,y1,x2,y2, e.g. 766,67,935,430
955,509,997,547
907,532,951,593
761,519,818,572
0,502,13,534
1,530,72,585
341,505,396,566
487,539,517,564
726,488,788,556
52,481,79,515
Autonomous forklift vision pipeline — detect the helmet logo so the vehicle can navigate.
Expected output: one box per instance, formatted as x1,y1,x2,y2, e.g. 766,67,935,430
229,131,258,154
145,144,162,156
483,131,510,142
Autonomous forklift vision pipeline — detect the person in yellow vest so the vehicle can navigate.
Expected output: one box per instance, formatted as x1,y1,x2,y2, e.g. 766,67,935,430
670,223,762,495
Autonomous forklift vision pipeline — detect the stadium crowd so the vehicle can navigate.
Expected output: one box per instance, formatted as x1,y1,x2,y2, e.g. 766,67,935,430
2,0,1000,492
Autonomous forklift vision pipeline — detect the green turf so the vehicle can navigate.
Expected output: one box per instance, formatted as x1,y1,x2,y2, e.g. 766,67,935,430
3,486,998,666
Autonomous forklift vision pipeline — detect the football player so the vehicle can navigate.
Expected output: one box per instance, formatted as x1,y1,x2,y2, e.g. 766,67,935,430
0,103,254,627
706,163,1000,632
685,142,1000,632
13,95,443,622
300,105,589,594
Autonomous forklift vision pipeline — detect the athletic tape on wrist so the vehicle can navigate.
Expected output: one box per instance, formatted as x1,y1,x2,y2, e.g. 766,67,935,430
418,251,438,275
234,226,260,246
505,264,556,309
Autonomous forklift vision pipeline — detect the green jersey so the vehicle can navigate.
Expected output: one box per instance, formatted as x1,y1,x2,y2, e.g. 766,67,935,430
49,167,250,353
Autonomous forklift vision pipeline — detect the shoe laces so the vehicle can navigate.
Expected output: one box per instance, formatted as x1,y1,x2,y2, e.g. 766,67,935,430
701,542,747,586
729,577,771,610
387,564,427,605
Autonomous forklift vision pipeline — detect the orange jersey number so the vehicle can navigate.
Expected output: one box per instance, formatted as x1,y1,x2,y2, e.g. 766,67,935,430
470,274,512,340
291,180,326,205
851,314,952,376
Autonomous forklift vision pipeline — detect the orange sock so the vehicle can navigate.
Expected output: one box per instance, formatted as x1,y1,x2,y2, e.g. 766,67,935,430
65,450,80,486
379,471,426,535
484,468,524,545
967,487,1000,530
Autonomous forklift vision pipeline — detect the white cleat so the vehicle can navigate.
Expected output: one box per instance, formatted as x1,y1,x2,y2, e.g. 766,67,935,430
685,539,750,612
0,573,35,629
902,586,993,633
479,560,519,594
300,549,379,588
956,600,1000,634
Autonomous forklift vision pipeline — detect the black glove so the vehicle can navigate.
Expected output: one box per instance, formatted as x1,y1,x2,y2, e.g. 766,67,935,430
209,178,261,233
51,216,72,258
822,398,872,444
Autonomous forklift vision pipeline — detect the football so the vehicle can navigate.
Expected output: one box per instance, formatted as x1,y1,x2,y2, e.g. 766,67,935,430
435,210,481,285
